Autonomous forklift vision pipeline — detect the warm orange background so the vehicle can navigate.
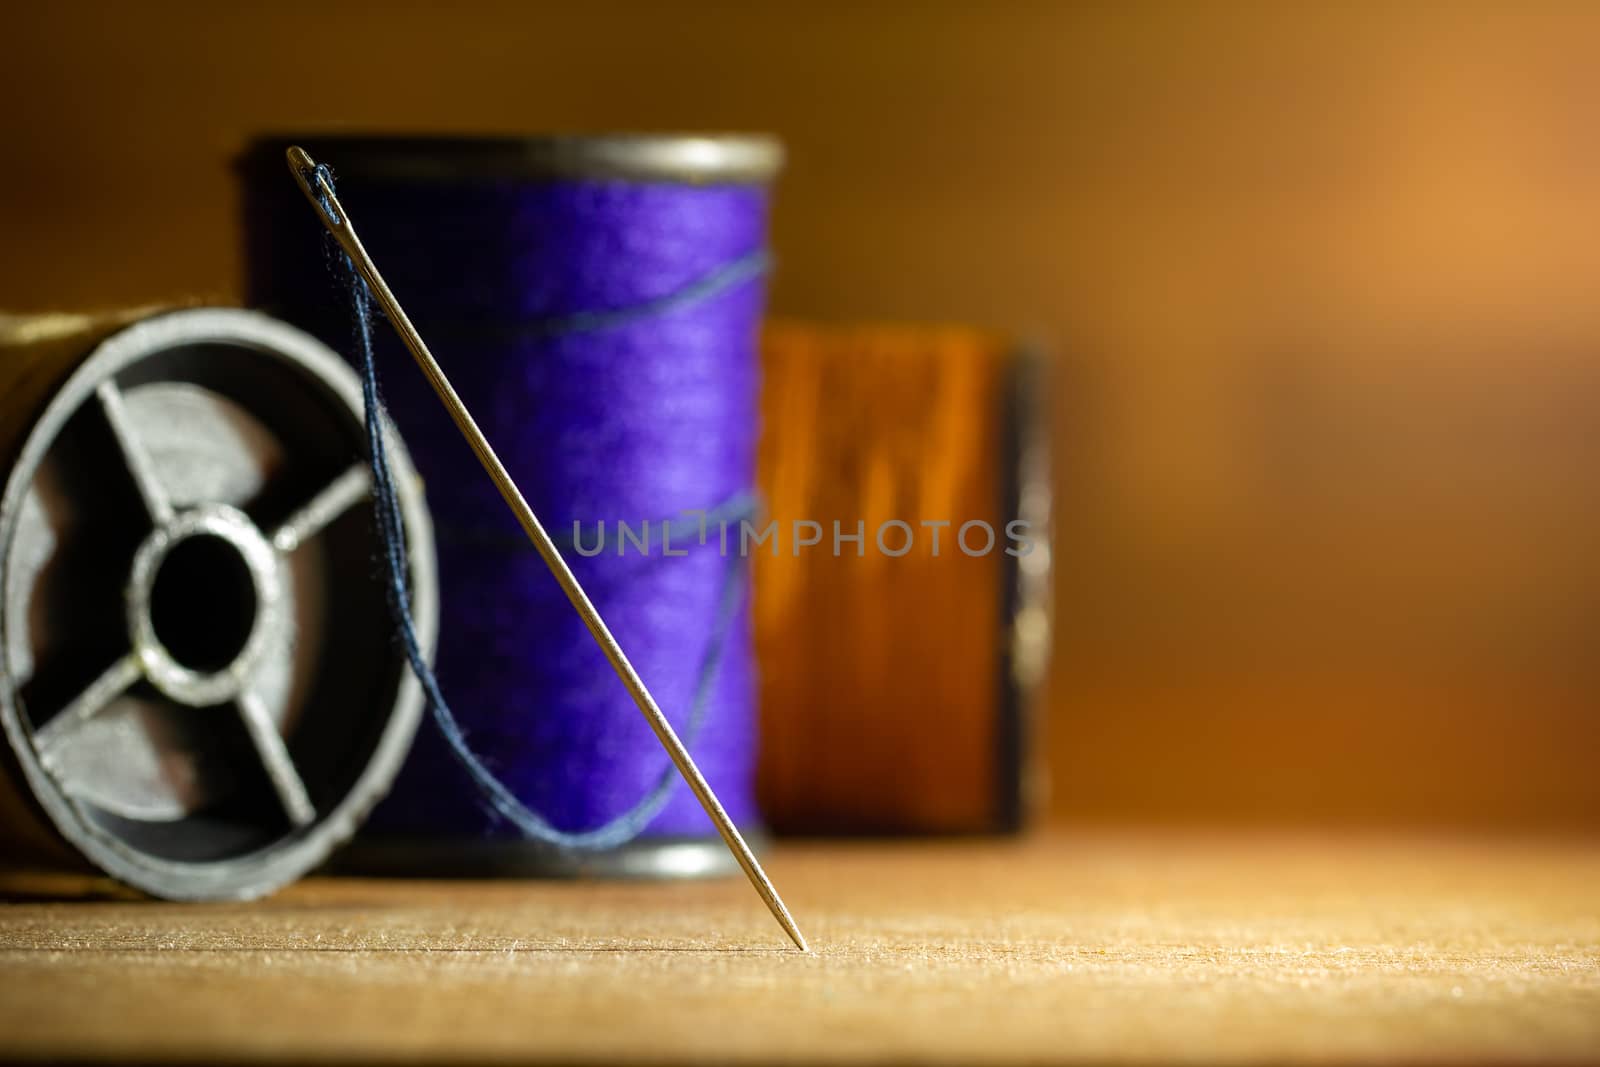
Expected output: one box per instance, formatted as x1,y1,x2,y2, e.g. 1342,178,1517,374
5,3,1600,830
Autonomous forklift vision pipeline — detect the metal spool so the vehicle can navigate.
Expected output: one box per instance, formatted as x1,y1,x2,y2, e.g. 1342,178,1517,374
0,308,437,900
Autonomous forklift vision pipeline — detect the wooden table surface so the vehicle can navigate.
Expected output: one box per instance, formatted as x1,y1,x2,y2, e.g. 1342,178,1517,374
1,832,1597,1064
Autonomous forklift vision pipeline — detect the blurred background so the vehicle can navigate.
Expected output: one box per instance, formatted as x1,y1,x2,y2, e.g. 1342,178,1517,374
5,1,1599,833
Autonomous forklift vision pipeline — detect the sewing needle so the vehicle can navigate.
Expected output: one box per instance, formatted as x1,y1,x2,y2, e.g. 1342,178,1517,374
285,146,808,953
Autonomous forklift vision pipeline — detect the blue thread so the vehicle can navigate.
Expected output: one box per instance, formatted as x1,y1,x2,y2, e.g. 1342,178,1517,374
401,251,774,343
519,249,771,337
322,162,763,851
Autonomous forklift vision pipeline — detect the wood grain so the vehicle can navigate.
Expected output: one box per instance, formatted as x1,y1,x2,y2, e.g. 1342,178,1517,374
1,833,1597,1064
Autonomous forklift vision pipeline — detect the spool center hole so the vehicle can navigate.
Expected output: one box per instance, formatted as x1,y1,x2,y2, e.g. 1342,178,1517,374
149,533,258,674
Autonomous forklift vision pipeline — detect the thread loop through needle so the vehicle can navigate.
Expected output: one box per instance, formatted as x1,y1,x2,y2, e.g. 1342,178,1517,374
285,145,808,953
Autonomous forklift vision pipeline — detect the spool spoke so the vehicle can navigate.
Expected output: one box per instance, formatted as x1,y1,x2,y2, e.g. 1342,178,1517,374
270,465,371,553
95,380,174,525
236,690,315,828
33,653,143,769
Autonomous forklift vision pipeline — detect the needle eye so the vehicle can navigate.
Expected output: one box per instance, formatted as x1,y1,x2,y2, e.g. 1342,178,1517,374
310,166,343,227
284,147,343,228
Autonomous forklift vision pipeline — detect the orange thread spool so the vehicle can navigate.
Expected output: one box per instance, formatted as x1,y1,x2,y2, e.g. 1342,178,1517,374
754,322,1051,834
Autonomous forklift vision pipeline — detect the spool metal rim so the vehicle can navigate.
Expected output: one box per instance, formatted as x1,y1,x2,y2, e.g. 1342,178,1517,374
336,835,757,880
0,307,437,900
245,134,784,185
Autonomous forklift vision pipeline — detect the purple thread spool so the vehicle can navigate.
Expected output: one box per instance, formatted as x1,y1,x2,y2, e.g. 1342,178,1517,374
239,135,781,876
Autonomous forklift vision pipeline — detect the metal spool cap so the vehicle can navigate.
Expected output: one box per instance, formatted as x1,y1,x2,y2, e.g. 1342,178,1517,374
244,134,785,185
0,308,437,900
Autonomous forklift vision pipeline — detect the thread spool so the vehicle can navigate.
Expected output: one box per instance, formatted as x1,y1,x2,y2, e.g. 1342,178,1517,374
754,323,1053,834
0,307,436,899
240,135,780,876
